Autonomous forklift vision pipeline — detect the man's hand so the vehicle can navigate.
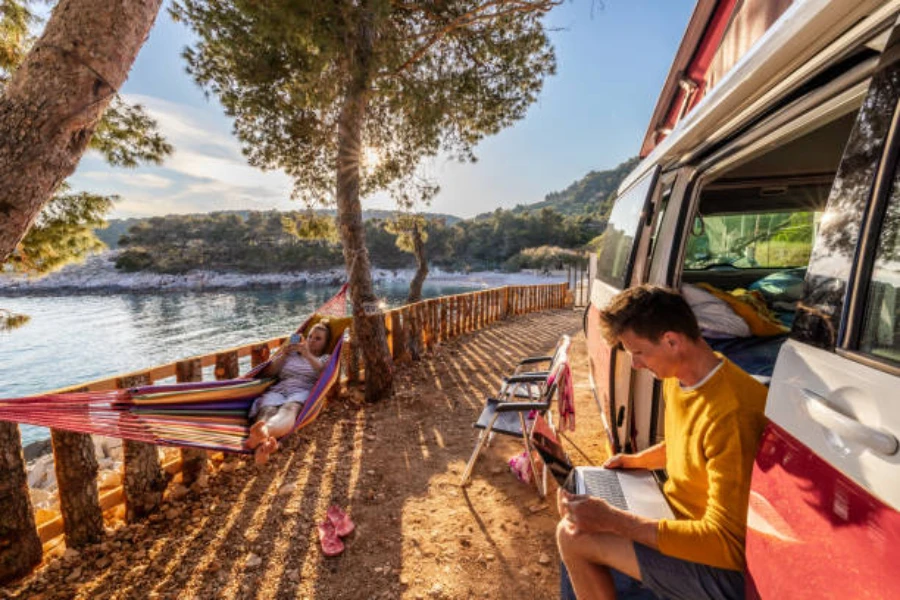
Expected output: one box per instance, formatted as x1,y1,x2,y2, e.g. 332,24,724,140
603,454,632,469
559,489,621,535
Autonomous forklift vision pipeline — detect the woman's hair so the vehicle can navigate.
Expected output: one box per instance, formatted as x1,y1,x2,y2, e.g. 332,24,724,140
309,321,332,353
597,284,700,345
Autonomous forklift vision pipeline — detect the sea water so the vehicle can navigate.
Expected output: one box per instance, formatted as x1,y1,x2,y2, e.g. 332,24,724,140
0,282,474,447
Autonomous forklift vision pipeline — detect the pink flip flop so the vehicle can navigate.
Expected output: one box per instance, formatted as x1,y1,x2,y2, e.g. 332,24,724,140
327,505,355,537
317,518,344,556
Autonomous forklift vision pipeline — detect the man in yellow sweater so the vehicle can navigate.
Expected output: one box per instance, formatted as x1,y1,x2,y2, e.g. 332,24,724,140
557,285,767,600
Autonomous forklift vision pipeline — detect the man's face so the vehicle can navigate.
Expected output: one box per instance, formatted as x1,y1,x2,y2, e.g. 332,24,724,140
618,329,680,380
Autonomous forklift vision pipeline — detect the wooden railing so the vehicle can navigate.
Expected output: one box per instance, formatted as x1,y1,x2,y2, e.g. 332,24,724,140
5,283,569,572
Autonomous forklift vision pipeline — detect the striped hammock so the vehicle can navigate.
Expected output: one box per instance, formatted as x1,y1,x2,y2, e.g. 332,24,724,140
0,285,350,453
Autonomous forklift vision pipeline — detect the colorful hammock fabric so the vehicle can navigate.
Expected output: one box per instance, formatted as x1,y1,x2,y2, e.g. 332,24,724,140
0,285,351,453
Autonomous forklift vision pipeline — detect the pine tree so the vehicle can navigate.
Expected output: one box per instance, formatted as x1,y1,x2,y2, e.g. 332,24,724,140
172,0,558,400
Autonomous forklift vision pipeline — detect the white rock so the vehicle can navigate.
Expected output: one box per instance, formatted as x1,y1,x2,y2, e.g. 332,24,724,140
245,553,262,568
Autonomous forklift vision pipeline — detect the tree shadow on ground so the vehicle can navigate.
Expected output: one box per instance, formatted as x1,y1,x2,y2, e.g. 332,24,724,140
5,309,586,600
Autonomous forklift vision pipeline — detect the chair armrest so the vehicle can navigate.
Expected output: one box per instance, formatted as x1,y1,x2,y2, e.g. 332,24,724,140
504,372,549,384
518,355,552,365
495,400,551,413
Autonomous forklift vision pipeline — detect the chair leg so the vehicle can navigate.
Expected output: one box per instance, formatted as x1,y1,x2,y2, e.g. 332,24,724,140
519,413,545,498
460,414,499,487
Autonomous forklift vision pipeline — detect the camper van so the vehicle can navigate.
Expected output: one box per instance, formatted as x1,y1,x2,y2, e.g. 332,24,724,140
586,0,900,596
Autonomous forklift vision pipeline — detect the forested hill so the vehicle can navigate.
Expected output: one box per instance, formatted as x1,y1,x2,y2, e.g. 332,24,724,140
506,156,639,217
96,209,460,249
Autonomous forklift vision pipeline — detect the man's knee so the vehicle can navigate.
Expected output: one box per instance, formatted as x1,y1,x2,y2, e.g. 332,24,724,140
556,518,582,562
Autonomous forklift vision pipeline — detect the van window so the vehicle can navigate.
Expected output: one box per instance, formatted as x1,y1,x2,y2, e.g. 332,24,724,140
684,211,819,270
859,176,900,364
596,171,657,288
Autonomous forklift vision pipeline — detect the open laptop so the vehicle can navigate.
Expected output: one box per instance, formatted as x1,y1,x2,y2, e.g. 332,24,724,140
574,467,674,520
530,417,674,520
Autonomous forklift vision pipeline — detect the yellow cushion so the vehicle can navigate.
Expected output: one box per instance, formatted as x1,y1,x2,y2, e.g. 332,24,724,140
696,283,788,337
303,315,352,354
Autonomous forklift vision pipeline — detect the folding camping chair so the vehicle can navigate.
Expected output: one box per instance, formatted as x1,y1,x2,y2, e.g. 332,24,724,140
459,335,571,497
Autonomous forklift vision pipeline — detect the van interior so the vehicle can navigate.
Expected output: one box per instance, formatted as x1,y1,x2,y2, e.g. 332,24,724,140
678,110,860,381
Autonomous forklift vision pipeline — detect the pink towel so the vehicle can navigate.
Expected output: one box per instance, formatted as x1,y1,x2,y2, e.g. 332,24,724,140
557,363,575,432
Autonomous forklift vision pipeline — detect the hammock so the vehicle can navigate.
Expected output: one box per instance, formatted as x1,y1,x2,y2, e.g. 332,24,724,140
0,285,351,454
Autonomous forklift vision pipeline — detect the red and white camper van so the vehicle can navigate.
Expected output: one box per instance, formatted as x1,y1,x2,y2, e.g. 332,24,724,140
586,1,900,597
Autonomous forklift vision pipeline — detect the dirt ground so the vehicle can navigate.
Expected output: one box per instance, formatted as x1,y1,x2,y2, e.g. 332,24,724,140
4,308,610,600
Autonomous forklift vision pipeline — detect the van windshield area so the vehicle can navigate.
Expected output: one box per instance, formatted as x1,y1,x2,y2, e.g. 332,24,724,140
684,211,820,270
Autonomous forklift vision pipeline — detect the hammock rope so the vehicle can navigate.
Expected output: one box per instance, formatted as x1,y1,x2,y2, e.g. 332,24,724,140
0,284,350,453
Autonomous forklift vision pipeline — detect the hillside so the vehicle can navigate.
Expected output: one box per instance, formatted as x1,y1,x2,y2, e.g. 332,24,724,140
509,156,639,217
95,209,461,249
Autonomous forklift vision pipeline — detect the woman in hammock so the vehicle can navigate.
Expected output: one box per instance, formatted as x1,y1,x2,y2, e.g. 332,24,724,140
245,322,332,464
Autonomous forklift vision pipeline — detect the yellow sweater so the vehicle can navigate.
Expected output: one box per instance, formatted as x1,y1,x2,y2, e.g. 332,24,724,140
657,356,767,571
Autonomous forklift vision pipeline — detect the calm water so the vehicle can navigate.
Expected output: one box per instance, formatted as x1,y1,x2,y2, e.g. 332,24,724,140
0,282,474,446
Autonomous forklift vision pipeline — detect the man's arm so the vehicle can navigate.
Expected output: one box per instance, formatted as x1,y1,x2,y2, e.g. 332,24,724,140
606,441,666,471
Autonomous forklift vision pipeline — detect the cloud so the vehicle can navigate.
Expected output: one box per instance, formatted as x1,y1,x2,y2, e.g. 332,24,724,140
80,171,174,190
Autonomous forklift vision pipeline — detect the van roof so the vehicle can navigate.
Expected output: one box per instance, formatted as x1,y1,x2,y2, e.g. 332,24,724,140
619,0,893,195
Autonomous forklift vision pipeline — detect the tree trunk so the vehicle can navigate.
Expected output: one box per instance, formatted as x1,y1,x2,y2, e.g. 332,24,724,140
406,221,428,304
336,6,393,402
52,429,103,547
0,0,164,262
0,422,42,583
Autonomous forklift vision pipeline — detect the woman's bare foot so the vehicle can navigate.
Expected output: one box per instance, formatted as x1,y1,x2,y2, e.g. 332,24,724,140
245,421,269,450
254,436,278,465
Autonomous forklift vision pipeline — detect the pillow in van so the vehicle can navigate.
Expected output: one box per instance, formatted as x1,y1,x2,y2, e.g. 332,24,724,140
696,283,790,337
681,283,751,338
748,268,806,303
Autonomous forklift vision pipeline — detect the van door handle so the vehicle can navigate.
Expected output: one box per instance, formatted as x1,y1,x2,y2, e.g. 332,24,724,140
802,389,899,456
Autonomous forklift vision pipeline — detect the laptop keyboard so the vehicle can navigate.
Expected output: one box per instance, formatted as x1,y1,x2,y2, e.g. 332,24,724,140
581,470,629,511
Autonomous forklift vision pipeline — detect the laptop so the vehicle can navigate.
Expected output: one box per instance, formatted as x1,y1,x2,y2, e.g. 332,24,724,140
529,418,674,520
575,467,674,520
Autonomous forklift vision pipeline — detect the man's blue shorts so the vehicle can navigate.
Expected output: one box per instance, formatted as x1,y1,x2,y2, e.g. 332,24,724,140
633,543,745,600
559,544,745,600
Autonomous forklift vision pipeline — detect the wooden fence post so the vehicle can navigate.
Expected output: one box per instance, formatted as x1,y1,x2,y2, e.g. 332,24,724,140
250,343,271,368
118,372,165,523
384,312,394,357
0,422,42,583
176,358,207,487
391,310,405,361
51,402,104,548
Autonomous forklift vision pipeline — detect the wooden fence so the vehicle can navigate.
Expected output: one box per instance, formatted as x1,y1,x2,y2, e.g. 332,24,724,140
3,283,569,573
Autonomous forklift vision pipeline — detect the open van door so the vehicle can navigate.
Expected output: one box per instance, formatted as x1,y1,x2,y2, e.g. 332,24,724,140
585,167,659,453
746,25,900,598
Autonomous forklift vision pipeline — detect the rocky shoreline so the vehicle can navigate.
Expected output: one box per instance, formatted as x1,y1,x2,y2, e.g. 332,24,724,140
0,251,565,295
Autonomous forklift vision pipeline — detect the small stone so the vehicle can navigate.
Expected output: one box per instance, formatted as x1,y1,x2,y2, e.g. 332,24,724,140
538,552,552,565
207,561,221,573
367,470,376,476
428,583,444,597
528,503,548,514
149,513,163,523
245,553,262,569
170,484,189,501
285,569,300,582
485,553,495,561
63,548,80,561
365,434,377,441
65,567,82,582
165,508,181,520
278,483,296,495
490,467,503,475
96,556,112,569
400,575,410,585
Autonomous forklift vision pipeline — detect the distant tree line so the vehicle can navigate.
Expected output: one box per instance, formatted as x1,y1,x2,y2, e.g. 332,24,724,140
113,206,605,274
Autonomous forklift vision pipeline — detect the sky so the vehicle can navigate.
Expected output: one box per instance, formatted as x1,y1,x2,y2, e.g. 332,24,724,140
66,1,696,220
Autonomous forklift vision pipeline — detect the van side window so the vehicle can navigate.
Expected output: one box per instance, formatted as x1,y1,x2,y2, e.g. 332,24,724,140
596,170,657,288
859,178,900,363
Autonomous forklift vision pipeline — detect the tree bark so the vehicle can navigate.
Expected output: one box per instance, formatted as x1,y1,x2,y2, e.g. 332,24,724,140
0,0,164,262
0,422,42,584
52,428,103,547
406,221,428,303
336,6,393,402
